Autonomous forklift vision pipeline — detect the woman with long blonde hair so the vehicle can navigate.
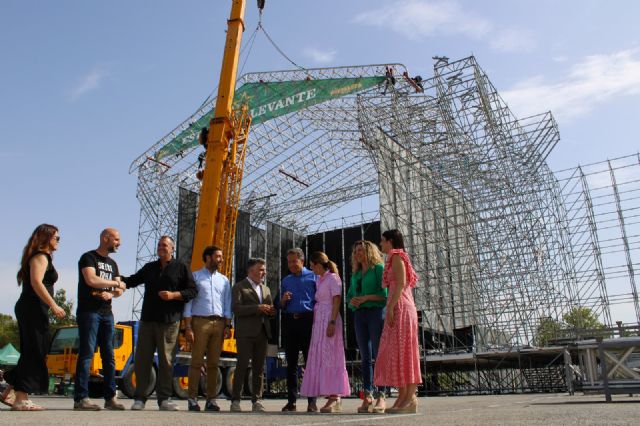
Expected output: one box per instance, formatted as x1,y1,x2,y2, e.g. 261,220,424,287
346,240,387,413
1,224,66,411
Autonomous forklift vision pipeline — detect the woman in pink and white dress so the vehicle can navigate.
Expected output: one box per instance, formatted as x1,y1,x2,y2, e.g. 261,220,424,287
299,251,350,413
374,229,422,414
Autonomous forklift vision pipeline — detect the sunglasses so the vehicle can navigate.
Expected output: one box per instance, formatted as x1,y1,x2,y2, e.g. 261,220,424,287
52,236,61,242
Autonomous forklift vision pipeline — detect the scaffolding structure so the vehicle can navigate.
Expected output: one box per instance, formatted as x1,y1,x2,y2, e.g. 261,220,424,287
357,56,583,348
129,56,639,353
556,154,640,327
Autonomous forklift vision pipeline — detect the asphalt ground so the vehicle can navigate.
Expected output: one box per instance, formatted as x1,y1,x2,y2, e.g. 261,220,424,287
0,393,638,425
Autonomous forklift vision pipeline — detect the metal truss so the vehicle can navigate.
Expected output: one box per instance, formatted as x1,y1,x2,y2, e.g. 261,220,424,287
128,63,411,317
555,153,640,326
358,56,580,348
129,56,637,343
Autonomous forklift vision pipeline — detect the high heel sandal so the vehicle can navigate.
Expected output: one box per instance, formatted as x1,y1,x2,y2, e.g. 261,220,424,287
371,395,386,414
357,393,373,413
388,396,417,414
320,397,342,413
385,405,399,414
0,386,15,407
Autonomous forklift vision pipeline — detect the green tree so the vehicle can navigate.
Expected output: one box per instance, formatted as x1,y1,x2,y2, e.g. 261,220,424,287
535,307,606,346
562,306,604,331
0,313,20,348
48,288,77,327
535,316,562,346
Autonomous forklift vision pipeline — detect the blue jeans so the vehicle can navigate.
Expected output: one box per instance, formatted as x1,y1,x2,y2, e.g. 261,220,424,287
354,307,385,397
74,311,116,401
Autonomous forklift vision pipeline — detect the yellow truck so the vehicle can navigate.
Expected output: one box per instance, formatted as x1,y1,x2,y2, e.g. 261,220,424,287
46,320,240,399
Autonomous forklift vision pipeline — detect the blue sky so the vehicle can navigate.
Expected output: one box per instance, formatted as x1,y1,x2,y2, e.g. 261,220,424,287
1,0,639,322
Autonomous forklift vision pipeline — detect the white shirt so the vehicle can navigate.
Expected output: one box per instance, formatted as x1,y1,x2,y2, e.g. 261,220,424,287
247,276,263,303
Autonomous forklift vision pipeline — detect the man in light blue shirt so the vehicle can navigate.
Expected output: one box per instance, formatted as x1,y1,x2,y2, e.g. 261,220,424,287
183,246,231,412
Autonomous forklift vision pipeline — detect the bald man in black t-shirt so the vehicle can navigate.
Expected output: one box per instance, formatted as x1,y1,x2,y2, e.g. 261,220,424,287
73,228,126,411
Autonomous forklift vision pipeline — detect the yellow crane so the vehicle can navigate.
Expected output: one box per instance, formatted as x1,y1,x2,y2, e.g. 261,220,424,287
47,1,258,400
191,0,252,275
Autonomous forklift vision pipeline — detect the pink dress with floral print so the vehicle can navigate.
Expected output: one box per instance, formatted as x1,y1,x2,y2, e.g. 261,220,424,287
300,271,351,396
373,249,423,387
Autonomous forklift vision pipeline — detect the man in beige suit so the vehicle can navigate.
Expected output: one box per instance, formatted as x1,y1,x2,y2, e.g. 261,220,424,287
230,258,275,412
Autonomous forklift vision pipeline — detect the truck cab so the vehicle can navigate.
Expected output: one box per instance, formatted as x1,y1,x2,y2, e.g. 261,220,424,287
47,322,135,397
46,320,239,399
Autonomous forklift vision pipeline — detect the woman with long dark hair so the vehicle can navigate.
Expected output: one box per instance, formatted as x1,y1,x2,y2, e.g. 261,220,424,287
299,251,350,413
346,240,387,413
1,224,66,411
373,229,422,414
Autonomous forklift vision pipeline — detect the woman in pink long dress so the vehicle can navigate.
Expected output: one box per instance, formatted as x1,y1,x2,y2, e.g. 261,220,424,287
300,251,350,413
374,229,422,414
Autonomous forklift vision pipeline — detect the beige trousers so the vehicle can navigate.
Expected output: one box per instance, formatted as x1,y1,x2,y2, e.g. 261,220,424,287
187,316,225,399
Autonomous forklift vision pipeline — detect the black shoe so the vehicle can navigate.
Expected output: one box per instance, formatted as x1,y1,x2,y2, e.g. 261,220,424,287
282,402,297,412
205,400,220,412
187,398,201,412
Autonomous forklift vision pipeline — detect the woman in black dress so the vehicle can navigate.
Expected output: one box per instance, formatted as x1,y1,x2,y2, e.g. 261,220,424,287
1,224,66,411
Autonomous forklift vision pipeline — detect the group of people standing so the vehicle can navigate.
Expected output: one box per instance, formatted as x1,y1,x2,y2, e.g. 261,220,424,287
1,226,130,411
1,223,422,415
292,230,422,415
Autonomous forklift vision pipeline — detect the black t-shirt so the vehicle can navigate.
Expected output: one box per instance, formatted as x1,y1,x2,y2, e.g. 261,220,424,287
77,250,119,314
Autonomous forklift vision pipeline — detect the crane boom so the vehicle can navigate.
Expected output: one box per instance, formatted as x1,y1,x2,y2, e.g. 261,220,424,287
191,0,249,274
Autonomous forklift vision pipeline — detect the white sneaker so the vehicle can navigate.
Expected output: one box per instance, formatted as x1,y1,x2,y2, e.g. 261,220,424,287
159,400,180,411
131,400,145,410
252,400,265,412
230,400,242,412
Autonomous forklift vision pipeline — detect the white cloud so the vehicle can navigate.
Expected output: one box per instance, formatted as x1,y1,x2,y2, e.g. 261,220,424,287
302,47,337,65
69,67,108,100
502,48,640,121
353,0,491,41
490,28,536,53
353,0,539,52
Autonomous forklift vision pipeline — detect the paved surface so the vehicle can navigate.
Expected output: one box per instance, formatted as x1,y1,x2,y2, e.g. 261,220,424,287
1,393,638,425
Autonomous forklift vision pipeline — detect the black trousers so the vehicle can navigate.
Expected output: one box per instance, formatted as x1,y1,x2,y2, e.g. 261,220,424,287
5,299,50,394
281,314,316,404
